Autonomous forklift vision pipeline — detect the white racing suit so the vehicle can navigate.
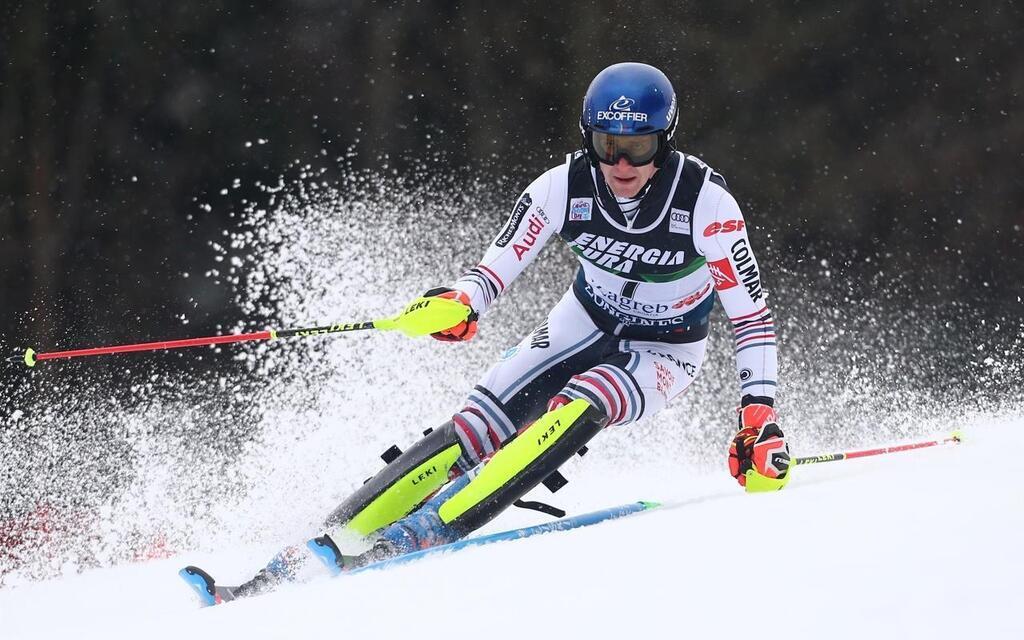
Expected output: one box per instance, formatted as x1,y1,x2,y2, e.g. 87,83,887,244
448,150,778,469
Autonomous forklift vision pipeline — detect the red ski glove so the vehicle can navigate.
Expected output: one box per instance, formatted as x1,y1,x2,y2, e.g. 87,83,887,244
423,287,478,342
728,402,791,489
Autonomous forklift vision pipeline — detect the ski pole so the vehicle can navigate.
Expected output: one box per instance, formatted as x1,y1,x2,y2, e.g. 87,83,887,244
13,295,470,368
793,431,962,467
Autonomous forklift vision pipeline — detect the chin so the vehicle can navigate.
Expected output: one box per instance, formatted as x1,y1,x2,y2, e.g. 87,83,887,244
614,180,641,197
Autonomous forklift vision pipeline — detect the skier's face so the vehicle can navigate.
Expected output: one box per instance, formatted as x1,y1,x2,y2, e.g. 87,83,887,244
600,157,657,198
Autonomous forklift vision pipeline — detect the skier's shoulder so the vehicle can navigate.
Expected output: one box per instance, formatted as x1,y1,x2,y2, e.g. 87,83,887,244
678,151,731,195
688,153,743,248
517,154,582,222
526,151,585,195
523,155,576,198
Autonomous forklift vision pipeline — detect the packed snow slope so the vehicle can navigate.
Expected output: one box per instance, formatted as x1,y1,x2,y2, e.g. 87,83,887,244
1,411,1020,640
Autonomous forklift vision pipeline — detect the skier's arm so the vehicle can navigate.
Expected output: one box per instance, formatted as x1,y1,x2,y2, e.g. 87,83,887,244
451,166,565,315
694,175,789,489
693,176,778,406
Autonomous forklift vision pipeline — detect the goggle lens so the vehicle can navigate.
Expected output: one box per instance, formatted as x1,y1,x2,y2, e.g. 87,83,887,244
589,131,661,166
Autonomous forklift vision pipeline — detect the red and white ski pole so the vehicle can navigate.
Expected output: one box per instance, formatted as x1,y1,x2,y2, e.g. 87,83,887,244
793,431,962,467
9,295,471,368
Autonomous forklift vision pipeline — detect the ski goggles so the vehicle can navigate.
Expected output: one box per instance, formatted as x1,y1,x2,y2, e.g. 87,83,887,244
586,130,664,166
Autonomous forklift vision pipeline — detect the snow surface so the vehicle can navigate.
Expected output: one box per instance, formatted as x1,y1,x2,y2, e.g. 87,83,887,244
1,412,1020,640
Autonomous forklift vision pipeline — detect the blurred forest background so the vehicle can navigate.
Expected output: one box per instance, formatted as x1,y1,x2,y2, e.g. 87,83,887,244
1,0,1021,352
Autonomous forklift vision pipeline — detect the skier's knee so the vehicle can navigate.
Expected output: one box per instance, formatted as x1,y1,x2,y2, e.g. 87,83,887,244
552,365,644,427
450,403,514,467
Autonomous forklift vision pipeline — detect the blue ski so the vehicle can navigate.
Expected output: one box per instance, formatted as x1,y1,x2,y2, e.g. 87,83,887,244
308,500,660,576
180,500,659,607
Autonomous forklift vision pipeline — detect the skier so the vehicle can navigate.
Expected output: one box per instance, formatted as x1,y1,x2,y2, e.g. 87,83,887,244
203,61,790,601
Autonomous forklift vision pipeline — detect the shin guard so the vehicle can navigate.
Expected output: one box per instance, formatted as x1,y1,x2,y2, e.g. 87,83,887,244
438,399,608,538
322,421,465,538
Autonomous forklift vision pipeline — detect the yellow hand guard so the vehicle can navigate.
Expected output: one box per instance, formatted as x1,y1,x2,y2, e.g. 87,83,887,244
744,467,792,493
374,295,472,337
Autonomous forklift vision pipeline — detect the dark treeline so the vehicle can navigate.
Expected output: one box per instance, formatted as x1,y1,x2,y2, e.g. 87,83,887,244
1,1,1022,352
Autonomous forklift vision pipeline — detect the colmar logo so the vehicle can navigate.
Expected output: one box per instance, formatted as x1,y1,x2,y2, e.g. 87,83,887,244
529,321,550,349
730,239,763,302
597,95,648,122
708,258,738,290
703,219,746,237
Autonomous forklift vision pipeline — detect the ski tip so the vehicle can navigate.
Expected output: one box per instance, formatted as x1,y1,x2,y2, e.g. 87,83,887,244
307,535,344,576
179,566,219,607
951,430,964,443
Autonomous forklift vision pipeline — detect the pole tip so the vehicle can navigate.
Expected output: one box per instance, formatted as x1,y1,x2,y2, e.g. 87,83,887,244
24,348,37,368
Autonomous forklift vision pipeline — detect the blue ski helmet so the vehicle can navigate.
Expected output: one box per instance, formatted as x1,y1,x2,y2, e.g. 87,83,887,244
580,62,678,167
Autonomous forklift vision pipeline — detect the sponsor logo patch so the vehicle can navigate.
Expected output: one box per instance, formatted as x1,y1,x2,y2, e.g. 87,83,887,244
703,219,746,237
729,239,763,302
597,95,648,122
495,193,532,248
569,198,592,221
669,208,691,235
571,232,685,274
671,282,711,309
708,258,738,290
592,284,670,316
645,349,697,376
512,215,546,260
610,95,635,110
654,361,676,398
529,321,550,349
